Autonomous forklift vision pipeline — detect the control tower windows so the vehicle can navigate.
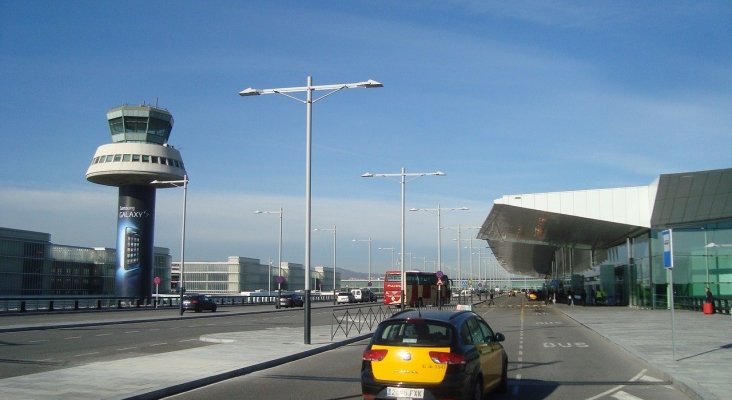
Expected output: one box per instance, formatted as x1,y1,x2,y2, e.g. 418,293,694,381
124,117,148,133
109,117,124,134
88,152,184,170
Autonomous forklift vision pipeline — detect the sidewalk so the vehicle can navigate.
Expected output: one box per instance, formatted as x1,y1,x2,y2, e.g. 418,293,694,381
0,325,372,400
557,304,732,400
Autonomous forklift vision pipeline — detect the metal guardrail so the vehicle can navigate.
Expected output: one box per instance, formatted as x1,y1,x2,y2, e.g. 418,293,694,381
0,294,335,314
331,304,393,340
329,303,462,341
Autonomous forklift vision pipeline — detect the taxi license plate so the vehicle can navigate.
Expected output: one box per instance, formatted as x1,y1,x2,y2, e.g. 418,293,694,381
387,387,424,399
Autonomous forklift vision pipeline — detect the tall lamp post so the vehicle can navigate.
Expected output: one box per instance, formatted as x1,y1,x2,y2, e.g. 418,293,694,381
379,247,395,270
362,167,445,308
352,237,372,282
150,175,188,316
254,208,283,293
240,76,382,344
314,226,337,304
410,204,468,271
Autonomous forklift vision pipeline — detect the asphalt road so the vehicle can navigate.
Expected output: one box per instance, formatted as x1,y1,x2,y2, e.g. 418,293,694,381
0,303,339,379
163,297,693,400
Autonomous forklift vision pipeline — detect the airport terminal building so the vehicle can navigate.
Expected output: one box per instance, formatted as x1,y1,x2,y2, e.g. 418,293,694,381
478,168,732,309
0,227,340,297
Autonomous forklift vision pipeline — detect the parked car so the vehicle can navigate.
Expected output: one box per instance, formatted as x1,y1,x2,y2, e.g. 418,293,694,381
361,309,508,400
336,291,355,304
182,293,217,313
278,293,304,308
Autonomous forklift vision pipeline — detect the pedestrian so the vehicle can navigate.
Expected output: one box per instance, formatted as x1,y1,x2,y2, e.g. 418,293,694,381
595,287,604,305
487,290,495,306
705,287,715,313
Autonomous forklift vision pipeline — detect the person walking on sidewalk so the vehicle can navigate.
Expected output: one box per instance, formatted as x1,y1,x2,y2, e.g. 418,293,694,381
487,290,495,306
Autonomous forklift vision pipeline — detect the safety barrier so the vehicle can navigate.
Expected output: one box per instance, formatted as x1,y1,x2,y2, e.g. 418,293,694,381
329,303,462,341
0,293,336,314
331,304,393,340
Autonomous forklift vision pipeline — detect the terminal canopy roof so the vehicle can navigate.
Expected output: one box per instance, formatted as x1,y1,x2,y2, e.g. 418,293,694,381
477,168,732,277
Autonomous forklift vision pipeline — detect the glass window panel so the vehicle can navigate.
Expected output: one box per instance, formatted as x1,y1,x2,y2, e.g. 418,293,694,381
131,154,140,162
113,154,122,162
122,154,131,162
141,155,150,162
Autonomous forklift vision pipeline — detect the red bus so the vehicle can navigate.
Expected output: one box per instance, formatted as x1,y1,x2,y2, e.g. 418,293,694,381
383,270,451,307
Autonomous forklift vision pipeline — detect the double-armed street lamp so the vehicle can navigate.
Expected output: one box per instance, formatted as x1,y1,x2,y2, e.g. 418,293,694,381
362,168,445,308
150,175,188,316
352,237,372,282
253,208,283,293
410,204,468,272
314,226,337,304
240,76,382,344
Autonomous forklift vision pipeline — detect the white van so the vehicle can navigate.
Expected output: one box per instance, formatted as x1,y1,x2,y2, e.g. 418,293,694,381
351,288,363,302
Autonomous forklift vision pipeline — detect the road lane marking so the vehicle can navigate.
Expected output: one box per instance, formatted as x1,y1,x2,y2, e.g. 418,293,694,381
124,330,140,334
149,342,167,347
95,333,112,337
116,347,138,351
611,391,644,400
28,339,49,343
585,369,647,400
64,336,82,340
74,352,100,357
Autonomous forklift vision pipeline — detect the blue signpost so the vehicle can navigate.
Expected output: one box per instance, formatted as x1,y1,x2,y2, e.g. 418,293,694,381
661,229,677,360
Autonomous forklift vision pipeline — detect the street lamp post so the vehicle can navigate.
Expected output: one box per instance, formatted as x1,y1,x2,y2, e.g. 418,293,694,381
254,208,283,294
150,175,188,316
410,204,468,272
379,247,395,269
352,237,372,282
315,226,337,304
362,167,445,308
240,76,382,344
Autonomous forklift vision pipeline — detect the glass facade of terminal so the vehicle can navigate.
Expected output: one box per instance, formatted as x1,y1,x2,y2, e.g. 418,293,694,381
0,227,172,296
566,223,732,309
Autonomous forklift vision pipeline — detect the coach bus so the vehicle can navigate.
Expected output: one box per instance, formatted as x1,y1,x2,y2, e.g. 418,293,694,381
383,270,451,307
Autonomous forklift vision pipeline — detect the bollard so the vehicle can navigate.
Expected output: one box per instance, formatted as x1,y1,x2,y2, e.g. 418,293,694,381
74,300,79,310
49,300,54,311
20,300,26,313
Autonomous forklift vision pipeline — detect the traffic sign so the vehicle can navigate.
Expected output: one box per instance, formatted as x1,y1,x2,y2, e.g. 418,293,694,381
154,276,161,285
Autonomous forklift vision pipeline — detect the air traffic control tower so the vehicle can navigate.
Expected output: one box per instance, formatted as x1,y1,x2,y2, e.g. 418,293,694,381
86,104,187,299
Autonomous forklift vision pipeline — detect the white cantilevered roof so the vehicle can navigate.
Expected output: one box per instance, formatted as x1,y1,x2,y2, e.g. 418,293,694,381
478,168,732,277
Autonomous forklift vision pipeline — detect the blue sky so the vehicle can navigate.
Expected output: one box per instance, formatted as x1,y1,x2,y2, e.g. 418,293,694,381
1,1,730,276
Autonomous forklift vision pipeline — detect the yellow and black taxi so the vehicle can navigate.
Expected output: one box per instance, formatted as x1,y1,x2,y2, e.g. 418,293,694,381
361,309,508,400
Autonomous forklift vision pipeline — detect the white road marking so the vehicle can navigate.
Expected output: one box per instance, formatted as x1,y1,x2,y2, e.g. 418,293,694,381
74,352,100,357
611,391,644,400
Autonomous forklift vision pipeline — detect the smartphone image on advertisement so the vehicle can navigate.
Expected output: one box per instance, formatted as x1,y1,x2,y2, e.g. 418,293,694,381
124,227,141,270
